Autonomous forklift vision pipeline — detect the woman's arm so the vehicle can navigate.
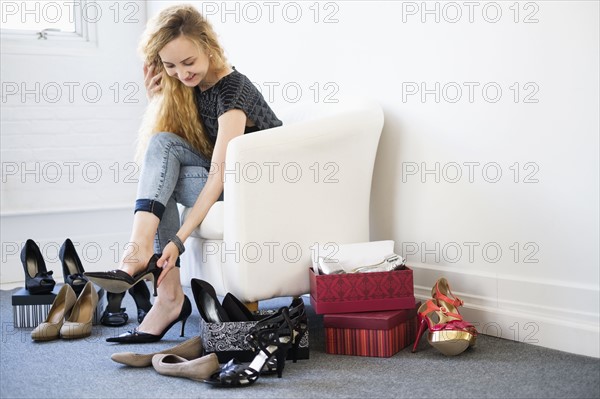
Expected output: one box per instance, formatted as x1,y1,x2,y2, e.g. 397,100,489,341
156,108,247,285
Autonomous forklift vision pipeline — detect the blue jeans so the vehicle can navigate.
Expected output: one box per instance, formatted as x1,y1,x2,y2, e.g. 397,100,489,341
135,132,217,262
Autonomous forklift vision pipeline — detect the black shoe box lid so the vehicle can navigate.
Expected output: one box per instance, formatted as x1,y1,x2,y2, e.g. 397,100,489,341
12,284,104,306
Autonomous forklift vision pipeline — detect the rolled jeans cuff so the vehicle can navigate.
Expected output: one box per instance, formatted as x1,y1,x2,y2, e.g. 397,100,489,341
134,199,166,219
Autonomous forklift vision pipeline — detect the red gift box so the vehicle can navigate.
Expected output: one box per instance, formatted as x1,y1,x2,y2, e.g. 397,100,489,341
309,267,415,314
324,302,420,357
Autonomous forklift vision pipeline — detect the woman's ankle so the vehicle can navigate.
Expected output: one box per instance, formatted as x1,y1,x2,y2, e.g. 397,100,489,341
156,282,184,304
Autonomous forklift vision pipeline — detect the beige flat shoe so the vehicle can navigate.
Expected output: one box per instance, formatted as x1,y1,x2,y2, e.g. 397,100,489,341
60,281,98,339
111,336,204,367
31,284,77,341
152,353,220,381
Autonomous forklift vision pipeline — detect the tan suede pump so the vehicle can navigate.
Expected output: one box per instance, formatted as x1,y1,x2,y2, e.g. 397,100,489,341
31,284,77,341
60,281,98,339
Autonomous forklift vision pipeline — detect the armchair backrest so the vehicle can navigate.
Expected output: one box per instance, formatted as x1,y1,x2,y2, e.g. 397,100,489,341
221,97,384,301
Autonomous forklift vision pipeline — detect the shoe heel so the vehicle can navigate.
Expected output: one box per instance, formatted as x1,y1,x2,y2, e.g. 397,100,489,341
412,316,428,353
275,347,288,378
149,259,162,297
180,317,187,337
178,296,192,338
152,278,158,297
291,341,299,363
291,327,306,363
150,267,161,297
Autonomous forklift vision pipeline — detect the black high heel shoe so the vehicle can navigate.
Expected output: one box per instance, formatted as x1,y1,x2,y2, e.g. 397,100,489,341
288,297,308,363
128,281,153,323
59,238,89,296
100,291,129,327
106,295,191,343
204,307,295,387
21,239,55,294
191,279,230,323
252,297,307,375
222,293,255,322
84,254,162,296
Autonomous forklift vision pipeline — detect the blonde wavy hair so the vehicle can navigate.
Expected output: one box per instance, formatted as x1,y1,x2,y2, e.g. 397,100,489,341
136,4,229,161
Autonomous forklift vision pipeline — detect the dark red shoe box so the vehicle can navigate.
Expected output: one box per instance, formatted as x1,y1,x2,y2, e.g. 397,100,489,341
309,267,415,314
199,309,309,363
324,301,420,357
11,284,105,328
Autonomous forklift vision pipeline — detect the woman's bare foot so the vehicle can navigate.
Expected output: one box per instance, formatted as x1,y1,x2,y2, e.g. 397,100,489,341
136,267,185,335
119,210,161,276
120,242,155,277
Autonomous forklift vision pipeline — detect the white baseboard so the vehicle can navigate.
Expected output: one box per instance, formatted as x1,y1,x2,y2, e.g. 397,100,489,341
410,262,600,358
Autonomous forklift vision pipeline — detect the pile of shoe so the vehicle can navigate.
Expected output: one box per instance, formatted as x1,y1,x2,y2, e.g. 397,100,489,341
111,336,220,381
190,278,255,323
111,296,308,388
20,238,99,341
412,277,478,356
203,297,307,387
21,238,90,296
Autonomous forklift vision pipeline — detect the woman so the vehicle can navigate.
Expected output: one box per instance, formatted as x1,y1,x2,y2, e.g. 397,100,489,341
86,4,282,342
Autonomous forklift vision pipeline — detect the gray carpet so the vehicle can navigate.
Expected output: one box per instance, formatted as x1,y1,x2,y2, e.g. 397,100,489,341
1,287,598,399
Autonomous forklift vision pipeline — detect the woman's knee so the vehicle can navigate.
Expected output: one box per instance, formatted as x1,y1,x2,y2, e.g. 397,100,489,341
147,132,181,152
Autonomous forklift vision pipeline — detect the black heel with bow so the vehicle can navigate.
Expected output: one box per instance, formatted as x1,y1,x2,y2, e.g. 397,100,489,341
21,239,55,294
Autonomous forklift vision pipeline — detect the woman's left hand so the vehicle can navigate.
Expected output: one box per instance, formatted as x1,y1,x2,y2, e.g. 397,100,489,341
157,242,180,287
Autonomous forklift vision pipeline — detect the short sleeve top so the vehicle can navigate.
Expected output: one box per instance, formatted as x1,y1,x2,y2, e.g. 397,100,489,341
193,66,283,143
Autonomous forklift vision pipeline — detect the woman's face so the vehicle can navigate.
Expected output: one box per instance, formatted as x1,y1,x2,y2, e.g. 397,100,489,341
159,35,211,88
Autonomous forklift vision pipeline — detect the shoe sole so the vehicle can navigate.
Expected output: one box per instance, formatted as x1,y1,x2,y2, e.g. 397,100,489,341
428,330,473,356
111,336,203,367
86,275,154,294
31,334,59,342
61,334,91,340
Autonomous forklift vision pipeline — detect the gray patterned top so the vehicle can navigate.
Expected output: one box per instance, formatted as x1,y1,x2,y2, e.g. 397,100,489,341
194,66,283,144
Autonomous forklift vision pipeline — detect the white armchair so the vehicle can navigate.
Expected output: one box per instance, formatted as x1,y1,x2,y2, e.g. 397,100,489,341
179,97,384,302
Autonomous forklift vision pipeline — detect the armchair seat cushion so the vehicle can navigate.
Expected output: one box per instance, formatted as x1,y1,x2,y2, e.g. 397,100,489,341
183,201,224,240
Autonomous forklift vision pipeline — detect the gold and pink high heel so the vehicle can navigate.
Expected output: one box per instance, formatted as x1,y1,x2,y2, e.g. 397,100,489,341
432,277,478,346
412,299,475,356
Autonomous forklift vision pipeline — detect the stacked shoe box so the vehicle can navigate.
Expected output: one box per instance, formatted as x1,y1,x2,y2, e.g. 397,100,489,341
12,284,106,328
309,268,418,357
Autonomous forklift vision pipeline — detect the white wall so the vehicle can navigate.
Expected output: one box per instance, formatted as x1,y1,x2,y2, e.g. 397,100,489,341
1,2,148,282
2,0,597,358
146,0,599,357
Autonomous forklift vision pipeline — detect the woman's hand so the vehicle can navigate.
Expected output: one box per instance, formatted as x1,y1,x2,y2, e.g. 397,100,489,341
156,241,179,287
143,63,163,100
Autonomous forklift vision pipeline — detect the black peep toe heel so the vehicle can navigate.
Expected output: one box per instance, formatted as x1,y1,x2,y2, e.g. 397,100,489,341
21,239,55,294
